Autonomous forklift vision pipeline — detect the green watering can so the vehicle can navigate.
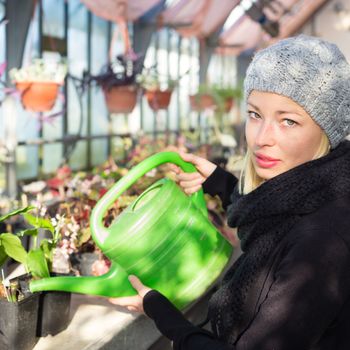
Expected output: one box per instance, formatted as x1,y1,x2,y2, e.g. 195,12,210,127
30,152,233,309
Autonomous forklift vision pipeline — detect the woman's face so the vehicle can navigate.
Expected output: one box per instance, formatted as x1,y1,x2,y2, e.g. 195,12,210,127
245,90,325,180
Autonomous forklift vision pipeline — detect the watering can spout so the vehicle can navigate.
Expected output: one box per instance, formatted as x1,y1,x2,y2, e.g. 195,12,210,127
29,263,136,297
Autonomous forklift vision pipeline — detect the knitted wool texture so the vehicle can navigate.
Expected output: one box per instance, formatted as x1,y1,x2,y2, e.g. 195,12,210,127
208,141,350,347
244,34,350,148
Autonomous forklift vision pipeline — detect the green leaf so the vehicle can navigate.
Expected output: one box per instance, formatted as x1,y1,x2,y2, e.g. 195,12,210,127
26,249,50,278
1,233,28,264
40,239,54,264
0,244,8,268
0,206,35,223
76,227,91,247
23,213,54,234
16,228,40,238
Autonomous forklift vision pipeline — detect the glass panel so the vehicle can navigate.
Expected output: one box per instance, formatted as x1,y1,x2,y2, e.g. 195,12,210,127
0,2,5,67
0,16,5,195
67,1,88,133
42,0,64,38
91,139,108,167
15,6,41,180
16,145,39,180
90,15,109,135
111,137,127,162
67,2,88,169
0,162,5,195
0,5,4,158
43,143,63,173
68,140,87,170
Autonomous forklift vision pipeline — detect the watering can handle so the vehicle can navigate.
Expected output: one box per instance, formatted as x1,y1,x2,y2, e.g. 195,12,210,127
90,151,208,245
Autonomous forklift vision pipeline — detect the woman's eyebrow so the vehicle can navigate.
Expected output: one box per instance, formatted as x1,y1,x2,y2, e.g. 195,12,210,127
247,102,261,112
248,101,304,117
276,110,304,117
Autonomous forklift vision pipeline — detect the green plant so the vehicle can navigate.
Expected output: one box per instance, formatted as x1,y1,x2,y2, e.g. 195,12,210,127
212,84,243,102
0,207,34,269
88,53,144,90
192,83,243,113
18,210,61,278
137,72,177,91
194,83,213,96
0,206,61,282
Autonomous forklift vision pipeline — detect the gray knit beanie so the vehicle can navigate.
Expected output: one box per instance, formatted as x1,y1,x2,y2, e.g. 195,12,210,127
244,34,350,148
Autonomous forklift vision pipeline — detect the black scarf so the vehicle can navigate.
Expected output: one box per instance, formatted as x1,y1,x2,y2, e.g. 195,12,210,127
208,140,350,347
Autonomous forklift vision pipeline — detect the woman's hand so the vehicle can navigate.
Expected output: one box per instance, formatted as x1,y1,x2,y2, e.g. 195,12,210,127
170,151,217,194
108,275,152,313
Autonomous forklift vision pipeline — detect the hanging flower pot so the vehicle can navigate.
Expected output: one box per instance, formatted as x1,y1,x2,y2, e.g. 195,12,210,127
10,60,67,113
189,93,215,111
145,89,172,111
224,97,234,113
103,85,137,114
213,86,242,113
16,81,61,112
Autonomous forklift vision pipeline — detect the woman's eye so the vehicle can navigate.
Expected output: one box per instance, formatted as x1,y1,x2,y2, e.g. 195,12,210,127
247,111,260,119
282,119,297,127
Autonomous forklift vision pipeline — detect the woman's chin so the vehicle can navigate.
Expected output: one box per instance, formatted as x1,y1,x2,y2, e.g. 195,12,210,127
254,165,284,181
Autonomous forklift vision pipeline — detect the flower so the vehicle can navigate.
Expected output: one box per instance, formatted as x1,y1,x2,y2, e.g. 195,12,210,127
9,59,67,84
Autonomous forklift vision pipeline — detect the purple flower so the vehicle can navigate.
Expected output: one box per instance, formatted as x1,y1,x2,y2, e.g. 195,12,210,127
0,62,6,78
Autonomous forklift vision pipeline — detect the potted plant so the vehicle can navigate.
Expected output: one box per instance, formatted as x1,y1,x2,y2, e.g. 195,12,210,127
189,84,243,113
189,84,216,112
212,84,243,113
19,210,71,337
0,205,71,347
138,72,177,111
9,59,67,112
88,52,144,114
0,206,41,350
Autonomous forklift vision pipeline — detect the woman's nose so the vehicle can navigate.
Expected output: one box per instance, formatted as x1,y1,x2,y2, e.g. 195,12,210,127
255,122,275,147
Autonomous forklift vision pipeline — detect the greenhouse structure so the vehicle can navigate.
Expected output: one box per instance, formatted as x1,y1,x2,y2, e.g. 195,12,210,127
0,0,350,349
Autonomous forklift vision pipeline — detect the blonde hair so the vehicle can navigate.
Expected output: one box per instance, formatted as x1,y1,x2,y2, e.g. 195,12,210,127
239,132,331,195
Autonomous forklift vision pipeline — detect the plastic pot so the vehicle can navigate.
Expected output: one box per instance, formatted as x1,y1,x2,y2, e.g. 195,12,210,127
37,290,71,337
0,293,40,350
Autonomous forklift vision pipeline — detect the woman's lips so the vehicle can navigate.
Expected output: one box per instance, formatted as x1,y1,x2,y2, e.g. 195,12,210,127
254,153,280,168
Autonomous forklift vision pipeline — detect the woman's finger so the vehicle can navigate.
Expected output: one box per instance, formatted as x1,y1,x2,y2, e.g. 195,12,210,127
184,184,202,195
179,177,204,189
108,295,139,306
177,172,202,182
168,164,181,174
178,151,217,178
127,306,139,312
178,151,200,165
129,275,151,297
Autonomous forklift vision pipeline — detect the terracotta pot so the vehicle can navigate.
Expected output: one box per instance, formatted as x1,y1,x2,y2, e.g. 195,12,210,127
189,94,215,111
103,85,137,114
145,89,172,111
16,81,60,112
224,98,234,113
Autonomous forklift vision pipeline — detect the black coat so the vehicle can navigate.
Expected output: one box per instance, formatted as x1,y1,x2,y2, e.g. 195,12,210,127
143,163,350,350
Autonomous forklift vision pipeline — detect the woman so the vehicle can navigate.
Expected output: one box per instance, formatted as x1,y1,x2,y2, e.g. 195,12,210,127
110,35,350,349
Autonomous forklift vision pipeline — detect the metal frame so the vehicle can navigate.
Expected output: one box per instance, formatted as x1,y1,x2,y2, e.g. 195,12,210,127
2,0,214,195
